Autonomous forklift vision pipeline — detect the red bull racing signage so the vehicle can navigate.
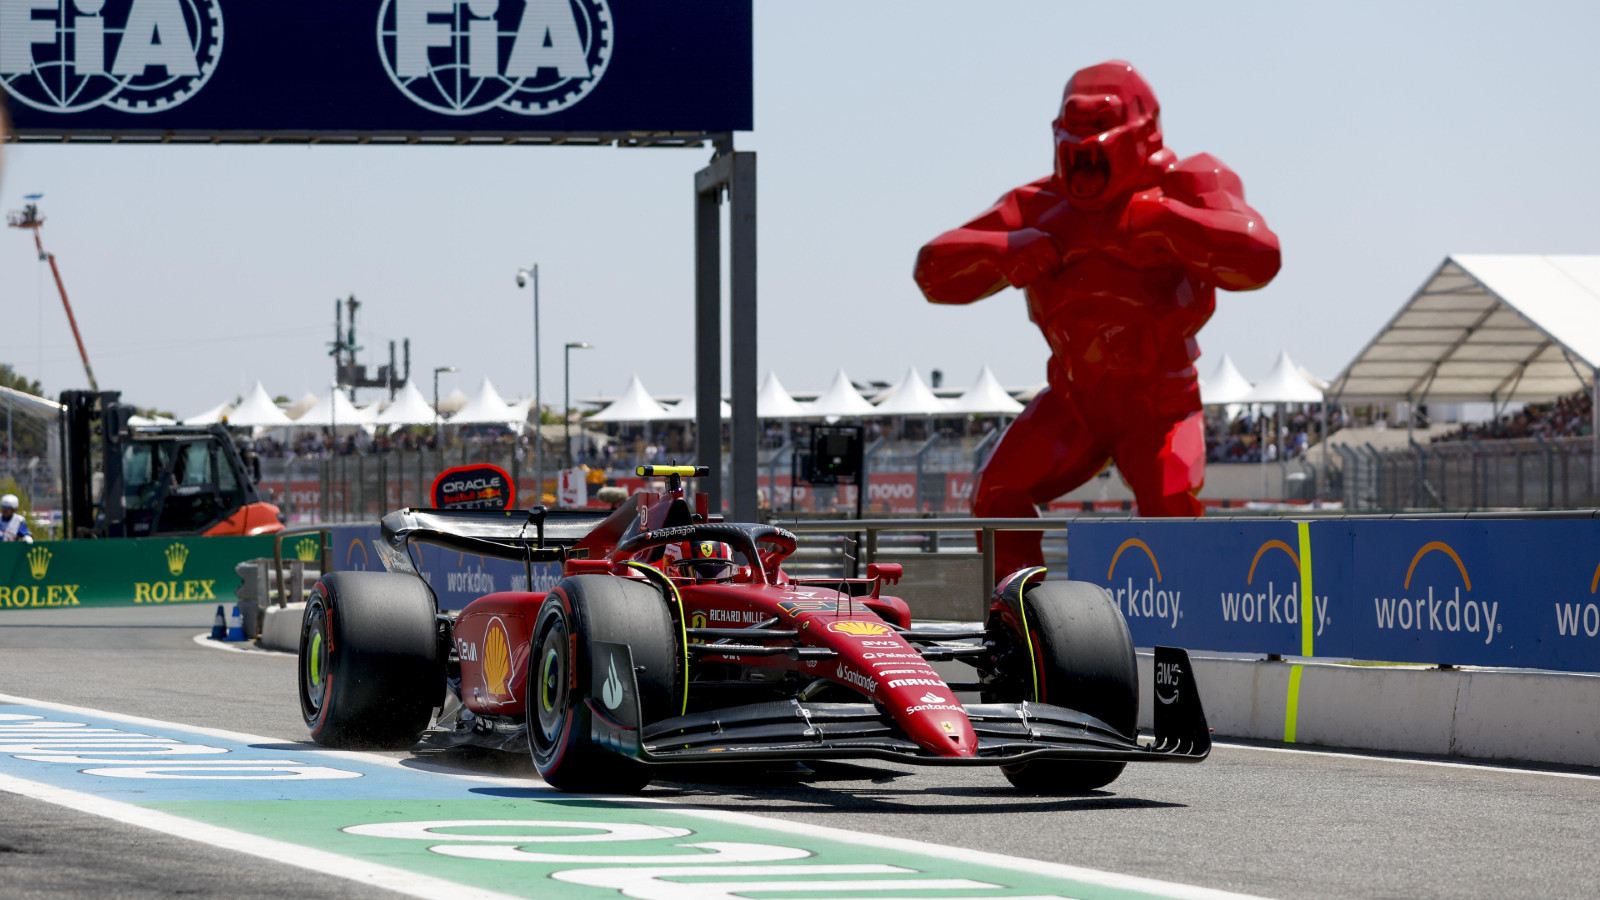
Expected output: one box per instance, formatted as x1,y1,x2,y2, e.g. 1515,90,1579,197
430,464,515,511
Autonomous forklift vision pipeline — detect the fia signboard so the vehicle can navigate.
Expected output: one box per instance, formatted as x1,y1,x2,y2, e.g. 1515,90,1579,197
1,0,752,138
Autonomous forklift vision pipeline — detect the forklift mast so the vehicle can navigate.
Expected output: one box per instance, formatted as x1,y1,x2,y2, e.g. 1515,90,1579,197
59,390,277,539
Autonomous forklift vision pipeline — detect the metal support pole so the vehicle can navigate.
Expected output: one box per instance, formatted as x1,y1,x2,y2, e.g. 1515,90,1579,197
532,265,543,505
694,166,723,513
728,152,759,523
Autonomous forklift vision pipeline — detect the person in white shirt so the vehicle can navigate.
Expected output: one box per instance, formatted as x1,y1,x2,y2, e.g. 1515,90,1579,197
1,494,33,543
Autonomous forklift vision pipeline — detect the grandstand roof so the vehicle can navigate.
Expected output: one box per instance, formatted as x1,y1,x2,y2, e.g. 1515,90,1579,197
1331,255,1600,403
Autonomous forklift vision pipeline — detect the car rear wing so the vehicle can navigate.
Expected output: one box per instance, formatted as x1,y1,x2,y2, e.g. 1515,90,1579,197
378,507,608,569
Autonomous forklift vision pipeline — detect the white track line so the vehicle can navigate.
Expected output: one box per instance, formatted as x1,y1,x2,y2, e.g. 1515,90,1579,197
189,633,293,656
0,772,520,900
0,692,1275,900
1212,740,1600,781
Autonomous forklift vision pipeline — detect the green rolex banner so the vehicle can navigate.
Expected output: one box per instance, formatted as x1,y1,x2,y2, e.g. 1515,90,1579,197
0,536,276,610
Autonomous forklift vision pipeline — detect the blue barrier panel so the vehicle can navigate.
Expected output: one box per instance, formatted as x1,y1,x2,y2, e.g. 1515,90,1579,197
1065,519,1600,673
1065,521,1347,658
1337,520,1600,671
327,525,560,612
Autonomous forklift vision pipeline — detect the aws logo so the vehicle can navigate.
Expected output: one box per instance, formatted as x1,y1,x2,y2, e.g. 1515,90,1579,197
1218,538,1330,637
0,0,224,115
1105,538,1181,628
1373,542,1500,645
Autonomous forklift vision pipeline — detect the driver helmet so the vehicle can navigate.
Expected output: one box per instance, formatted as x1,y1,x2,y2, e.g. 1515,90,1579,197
670,540,736,582
0,494,17,512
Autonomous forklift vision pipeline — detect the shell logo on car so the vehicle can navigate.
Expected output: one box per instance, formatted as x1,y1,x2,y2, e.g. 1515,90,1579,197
483,618,512,699
828,621,892,637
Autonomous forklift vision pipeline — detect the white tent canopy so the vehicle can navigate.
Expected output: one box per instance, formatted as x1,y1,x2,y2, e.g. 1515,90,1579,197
228,382,293,427
806,369,877,417
437,388,470,415
450,377,523,426
589,375,669,423
757,372,808,418
376,380,439,426
292,388,376,427
1243,350,1325,404
1199,354,1255,405
947,366,1024,414
285,392,317,419
181,401,232,426
873,367,948,415
1332,255,1600,403
657,394,732,421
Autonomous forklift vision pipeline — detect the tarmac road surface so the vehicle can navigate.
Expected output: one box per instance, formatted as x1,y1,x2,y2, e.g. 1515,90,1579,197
0,604,1596,900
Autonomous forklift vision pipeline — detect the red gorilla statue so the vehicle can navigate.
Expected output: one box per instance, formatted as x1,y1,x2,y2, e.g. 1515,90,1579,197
914,61,1281,581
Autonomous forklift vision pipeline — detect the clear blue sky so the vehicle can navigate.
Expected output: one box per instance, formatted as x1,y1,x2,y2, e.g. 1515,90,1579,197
2,0,1597,417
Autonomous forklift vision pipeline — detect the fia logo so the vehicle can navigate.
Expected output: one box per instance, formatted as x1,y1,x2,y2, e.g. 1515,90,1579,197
377,0,612,117
0,0,223,115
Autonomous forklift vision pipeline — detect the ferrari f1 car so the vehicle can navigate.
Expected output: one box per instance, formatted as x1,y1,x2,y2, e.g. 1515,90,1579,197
298,466,1209,793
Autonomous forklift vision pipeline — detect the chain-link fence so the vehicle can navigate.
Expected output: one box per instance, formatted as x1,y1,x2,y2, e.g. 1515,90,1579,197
1336,436,1598,510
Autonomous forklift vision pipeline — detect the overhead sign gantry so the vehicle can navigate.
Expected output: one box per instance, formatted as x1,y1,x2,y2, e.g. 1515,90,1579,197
2,0,758,516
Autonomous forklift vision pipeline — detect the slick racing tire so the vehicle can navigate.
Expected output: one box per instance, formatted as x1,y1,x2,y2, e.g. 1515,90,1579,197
999,579,1138,794
299,572,441,749
527,575,678,794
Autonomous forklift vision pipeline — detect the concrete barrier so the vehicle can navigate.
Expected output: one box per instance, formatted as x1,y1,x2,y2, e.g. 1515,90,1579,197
259,603,305,654
1137,652,1600,768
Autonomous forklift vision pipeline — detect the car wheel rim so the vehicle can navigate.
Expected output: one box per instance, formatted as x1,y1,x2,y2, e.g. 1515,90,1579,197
529,605,570,762
303,602,329,716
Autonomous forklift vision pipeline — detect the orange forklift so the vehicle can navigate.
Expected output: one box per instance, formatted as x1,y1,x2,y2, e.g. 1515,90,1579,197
60,391,283,539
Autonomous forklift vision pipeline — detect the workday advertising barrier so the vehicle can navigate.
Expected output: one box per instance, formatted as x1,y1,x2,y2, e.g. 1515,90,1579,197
0,536,273,609
1067,518,1600,673
326,525,558,612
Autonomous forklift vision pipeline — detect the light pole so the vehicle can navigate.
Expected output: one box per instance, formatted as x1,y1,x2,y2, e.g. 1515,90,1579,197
564,342,592,468
432,365,456,449
516,265,542,503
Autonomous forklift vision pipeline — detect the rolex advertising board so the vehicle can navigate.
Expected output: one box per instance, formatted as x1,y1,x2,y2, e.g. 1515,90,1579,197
1,0,753,139
0,535,272,609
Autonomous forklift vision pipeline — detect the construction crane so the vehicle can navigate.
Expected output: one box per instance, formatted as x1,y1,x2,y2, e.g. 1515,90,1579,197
7,198,98,391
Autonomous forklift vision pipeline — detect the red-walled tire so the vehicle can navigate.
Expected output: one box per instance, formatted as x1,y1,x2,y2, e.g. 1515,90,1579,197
999,579,1137,794
526,575,677,793
298,572,440,749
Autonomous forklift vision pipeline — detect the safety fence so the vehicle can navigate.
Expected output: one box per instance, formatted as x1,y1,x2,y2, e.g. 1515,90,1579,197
1337,436,1598,511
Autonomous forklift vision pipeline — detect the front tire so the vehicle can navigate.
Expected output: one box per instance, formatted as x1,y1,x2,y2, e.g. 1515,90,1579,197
527,575,679,793
998,579,1138,794
298,572,440,749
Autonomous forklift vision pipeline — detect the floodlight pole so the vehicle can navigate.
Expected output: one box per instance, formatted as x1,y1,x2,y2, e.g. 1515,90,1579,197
564,342,591,468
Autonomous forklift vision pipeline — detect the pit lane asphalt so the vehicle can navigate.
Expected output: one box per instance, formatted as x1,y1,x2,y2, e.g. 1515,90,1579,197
1,604,1596,900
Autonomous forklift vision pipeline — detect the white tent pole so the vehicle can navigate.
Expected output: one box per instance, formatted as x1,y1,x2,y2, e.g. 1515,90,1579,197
1592,366,1598,497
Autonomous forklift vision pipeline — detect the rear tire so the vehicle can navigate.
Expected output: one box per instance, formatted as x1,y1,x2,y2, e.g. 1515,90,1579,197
298,572,440,749
998,579,1137,794
527,575,679,793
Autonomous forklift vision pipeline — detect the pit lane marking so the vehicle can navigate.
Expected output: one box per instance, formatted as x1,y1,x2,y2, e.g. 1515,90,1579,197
0,693,1281,900
0,771,519,900
190,633,293,656
1212,740,1600,781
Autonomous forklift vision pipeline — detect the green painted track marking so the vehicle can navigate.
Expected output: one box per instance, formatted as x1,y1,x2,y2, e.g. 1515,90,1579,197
1283,522,1315,743
146,796,1197,899
1283,665,1304,744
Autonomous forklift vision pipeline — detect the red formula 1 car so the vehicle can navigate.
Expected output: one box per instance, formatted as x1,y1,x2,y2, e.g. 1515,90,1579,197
298,466,1209,793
